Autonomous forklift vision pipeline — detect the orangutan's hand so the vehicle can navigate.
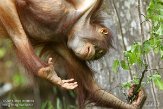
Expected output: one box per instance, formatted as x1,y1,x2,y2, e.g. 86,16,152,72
38,58,78,90
128,85,147,109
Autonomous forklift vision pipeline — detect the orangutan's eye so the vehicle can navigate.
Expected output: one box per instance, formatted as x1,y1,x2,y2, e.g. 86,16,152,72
99,50,104,54
100,28,108,35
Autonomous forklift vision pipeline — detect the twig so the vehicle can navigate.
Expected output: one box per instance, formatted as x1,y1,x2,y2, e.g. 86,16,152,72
147,67,163,71
128,65,148,103
135,65,148,93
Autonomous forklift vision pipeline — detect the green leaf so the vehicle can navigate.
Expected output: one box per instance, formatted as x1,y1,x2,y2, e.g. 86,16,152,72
127,52,137,65
160,46,163,59
120,60,129,70
133,76,140,84
143,41,152,53
131,43,141,53
112,60,120,73
147,0,163,22
150,74,163,90
154,46,160,54
149,38,155,47
122,82,131,89
156,24,163,35
124,49,141,65
154,79,163,90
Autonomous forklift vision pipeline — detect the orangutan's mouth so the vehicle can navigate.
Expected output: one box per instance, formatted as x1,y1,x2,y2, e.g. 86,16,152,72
85,46,93,59
75,44,95,60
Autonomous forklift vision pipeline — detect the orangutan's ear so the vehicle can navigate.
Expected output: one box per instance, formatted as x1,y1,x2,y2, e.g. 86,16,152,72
99,28,109,35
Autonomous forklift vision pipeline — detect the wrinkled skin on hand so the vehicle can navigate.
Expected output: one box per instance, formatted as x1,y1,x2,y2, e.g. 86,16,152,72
38,58,78,90
128,85,147,109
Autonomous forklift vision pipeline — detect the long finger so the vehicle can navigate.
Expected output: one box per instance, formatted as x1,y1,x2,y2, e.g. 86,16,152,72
62,79,75,83
63,82,78,87
48,57,53,65
64,84,78,90
62,82,78,89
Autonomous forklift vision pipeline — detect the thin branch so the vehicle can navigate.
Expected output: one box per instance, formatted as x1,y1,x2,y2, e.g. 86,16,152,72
135,65,148,93
147,67,163,71
128,65,148,103
140,14,151,23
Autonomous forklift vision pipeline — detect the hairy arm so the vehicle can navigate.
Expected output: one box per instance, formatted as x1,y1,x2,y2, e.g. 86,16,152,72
0,0,77,90
55,44,146,109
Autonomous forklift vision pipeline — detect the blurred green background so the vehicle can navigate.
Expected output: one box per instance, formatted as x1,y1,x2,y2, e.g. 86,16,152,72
0,39,77,109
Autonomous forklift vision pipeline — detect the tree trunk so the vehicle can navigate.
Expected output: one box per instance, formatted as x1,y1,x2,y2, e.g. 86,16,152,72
88,0,163,109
